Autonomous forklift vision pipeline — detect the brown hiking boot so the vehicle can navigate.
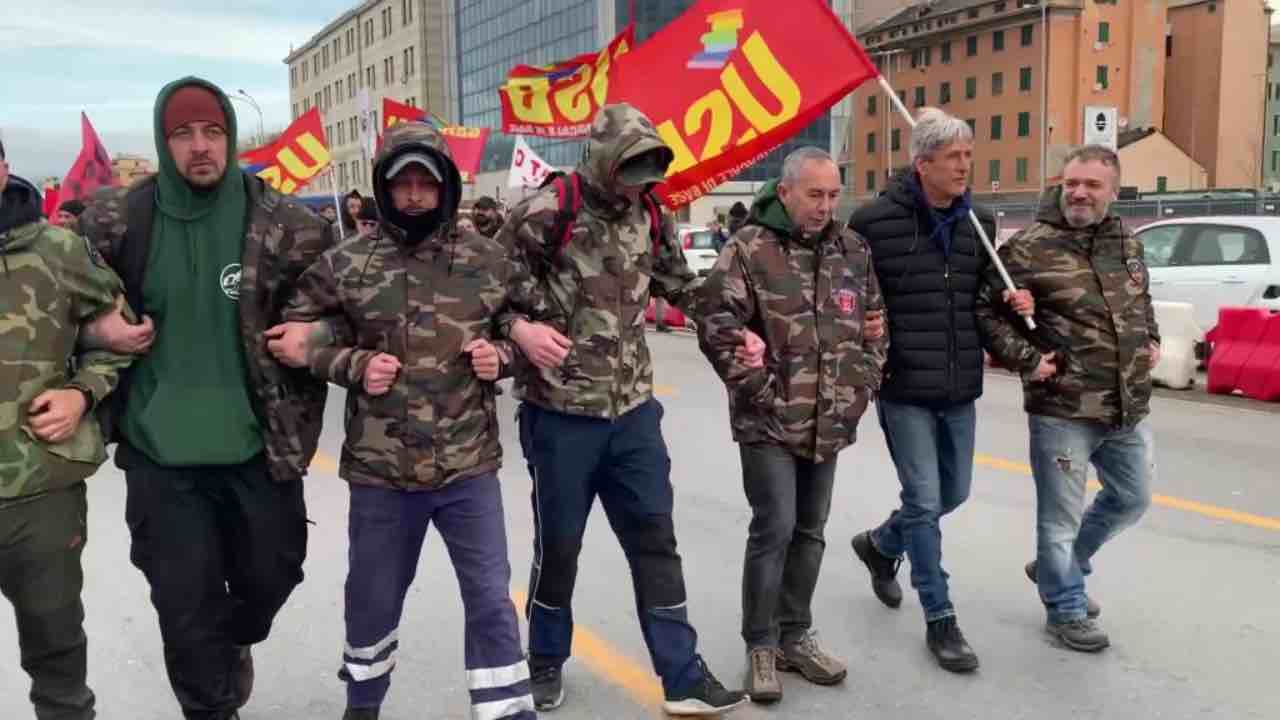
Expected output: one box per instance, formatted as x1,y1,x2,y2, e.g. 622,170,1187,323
776,631,847,686
235,645,254,708
745,647,782,704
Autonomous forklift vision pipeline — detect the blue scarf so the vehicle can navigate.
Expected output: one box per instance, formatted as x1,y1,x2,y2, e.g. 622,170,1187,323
907,172,971,257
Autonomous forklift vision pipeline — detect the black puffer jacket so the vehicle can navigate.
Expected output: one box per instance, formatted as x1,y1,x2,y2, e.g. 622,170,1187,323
848,172,995,407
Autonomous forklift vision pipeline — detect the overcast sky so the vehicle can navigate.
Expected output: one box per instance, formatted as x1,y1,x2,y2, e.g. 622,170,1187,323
5,1,1280,181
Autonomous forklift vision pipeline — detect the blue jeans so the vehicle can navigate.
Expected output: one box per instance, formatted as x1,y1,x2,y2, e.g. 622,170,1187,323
870,399,976,622
1028,415,1155,624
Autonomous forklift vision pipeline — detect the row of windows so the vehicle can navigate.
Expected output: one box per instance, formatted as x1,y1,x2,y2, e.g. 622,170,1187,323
289,0,417,89
291,46,421,122
865,112,1034,154
870,67,1035,115
863,157,1031,193
906,23,1035,70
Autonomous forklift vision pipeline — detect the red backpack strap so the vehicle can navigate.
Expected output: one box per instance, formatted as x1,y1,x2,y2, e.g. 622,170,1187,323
642,193,664,257
549,172,583,251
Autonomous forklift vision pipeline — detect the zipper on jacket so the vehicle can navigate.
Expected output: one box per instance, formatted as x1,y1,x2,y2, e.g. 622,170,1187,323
945,259,957,402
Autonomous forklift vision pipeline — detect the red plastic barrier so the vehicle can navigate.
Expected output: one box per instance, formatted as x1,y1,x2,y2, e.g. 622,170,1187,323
644,298,688,329
1205,307,1280,401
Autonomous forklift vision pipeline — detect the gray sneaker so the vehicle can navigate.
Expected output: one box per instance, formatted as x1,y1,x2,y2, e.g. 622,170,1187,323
1025,560,1101,619
1046,618,1111,653
745,647,782,704
776,631,847,686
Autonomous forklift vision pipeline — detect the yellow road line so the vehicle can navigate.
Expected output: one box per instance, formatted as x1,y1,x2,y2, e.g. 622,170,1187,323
511,590,664,710
974,453,1280,532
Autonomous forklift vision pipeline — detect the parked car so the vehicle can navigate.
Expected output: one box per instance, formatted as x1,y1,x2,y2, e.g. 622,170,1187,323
1135,216,1280,332
679,225,721,276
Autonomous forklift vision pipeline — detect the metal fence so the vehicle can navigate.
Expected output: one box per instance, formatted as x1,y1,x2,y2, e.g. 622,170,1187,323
989,196,1280,233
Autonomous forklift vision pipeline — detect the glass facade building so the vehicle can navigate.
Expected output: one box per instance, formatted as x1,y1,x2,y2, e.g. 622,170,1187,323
456,0,602,172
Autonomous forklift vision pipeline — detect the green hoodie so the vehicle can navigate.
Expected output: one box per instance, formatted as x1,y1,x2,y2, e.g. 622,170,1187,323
748,179,796,238
120,77,263,466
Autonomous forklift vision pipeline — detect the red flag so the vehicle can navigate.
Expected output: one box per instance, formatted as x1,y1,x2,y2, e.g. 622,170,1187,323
57,113,114,209
499,26,634,138
42,181,61,220
381,98,490,184
611,0,878,208
239,108,330,195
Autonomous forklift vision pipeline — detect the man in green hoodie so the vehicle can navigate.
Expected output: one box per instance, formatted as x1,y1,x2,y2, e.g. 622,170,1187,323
2,138,133,719
78,78,335,720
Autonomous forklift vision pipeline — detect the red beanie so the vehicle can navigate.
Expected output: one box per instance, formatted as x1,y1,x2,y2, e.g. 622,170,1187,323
163,86,226,137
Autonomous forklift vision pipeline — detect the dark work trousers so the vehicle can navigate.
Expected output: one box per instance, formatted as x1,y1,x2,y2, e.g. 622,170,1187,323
341,473,535,719
738,443,837,649
119,443,307,720
0,482,96,720
518,399,703,696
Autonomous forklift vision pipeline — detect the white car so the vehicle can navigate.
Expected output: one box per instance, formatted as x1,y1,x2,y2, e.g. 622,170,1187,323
679,225,722,276
1135,216,1280,332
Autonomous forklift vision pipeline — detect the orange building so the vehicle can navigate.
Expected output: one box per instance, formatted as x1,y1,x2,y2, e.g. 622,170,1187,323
850,0,1168,201
1164,0,1272,189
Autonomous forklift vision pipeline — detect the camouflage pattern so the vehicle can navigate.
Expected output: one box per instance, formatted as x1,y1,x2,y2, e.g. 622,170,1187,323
497,103,700,419
975,186,1160,428
697,219,888,463
1,219,132,501
286,121,523,491
79,174,335,482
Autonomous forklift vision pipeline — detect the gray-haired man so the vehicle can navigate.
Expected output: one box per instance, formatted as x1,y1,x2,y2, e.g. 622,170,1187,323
846,108,1032,672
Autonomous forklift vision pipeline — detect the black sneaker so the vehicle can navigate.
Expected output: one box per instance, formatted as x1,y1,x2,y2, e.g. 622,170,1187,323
925,617,980,673
663,657,748,716
530,661,564,711
341,708,380,720
1025,560,1101,618
851,531,903,608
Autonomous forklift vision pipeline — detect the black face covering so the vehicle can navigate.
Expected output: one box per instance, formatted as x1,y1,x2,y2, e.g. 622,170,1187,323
386,205,446,246
375,146,460,248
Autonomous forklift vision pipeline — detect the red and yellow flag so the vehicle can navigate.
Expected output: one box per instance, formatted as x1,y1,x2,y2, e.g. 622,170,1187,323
499,25,634,138
611,0,878,208
382,98,491,184
239,108,330,195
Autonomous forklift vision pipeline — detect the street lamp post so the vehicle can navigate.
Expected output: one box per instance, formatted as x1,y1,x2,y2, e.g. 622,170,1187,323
232,89,265,147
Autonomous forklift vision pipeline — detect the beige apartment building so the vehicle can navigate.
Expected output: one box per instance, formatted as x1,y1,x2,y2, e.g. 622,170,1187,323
851,0,1168,202
1165,0,1272,189
285,0,456,196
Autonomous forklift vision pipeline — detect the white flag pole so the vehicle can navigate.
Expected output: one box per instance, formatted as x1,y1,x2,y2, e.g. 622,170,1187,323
876,75,1036,331
329,165,345,241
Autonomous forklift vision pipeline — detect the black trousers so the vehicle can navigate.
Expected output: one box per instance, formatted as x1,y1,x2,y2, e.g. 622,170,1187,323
739,443,837,649
0,483,95,720
120,444,307,720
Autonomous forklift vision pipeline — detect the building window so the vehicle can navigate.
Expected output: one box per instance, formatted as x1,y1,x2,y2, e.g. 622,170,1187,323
991,115,1003,140
292,103,299,119
1018,112,1031,137
940,81,952,104
989,159,1001,183
290,66,297,88
866,170,877,193
914,86,926,107
891,129,901,151
1016,157,1028,182
911,48,921,68
302,63,308,82
336,79,343,100
1021,24,1034,47
993,30,1005,52
302,98,310,112
867,95,877,116
314,91,320,110
965,76,977,99
336,120,344,145
924,46,932,66
322,46,329,69
994,2,1006,10
867,132,876,153
991,72,1004,96
967,35,978,56
1157,176,1168,192
1098,22,1110,44
898,90,907,107
966,118,977,133
349,73,357,98
1096,65,1109,90
967,7,980,19
1167,35,1173,57
403,0,413,25
1273,115,1279,135
365,19,373,46
313,55,319,75
941,41,952,63
324,87,331,111
1020,66,1033,92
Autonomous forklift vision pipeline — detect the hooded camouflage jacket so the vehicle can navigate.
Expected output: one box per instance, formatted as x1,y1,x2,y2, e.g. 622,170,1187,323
1,176,133,502
975,187,1160,428
498,104,700,419
80,173,334,483
286,122,524,491
697,180,888,462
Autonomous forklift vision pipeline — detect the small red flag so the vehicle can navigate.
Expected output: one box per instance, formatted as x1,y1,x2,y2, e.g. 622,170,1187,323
57,113,114,209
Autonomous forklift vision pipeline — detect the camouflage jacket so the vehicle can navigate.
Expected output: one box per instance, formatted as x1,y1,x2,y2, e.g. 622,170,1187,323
975,187,1160,428
80,174,334,482
1,183,133,501
498,104,701,419
286,121,524,491
697,184,888,462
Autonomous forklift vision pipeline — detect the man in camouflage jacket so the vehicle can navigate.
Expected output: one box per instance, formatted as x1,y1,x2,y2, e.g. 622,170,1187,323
975,145,1159,654
276,121,535,720
697,147,887,702
78,78,334,720
1,141,132,720
498,103,748,716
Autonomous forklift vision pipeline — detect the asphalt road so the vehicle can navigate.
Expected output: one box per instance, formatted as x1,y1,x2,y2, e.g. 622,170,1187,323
3,331,1278,720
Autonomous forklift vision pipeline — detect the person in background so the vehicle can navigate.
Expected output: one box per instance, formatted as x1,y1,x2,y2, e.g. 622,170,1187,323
355,202,380,239
57,199,87,234
339,190,363,238
472,196,504,239
727,202,749,236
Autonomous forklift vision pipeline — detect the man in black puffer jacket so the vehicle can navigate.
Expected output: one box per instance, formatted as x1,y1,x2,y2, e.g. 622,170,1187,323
846,108,1032,673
